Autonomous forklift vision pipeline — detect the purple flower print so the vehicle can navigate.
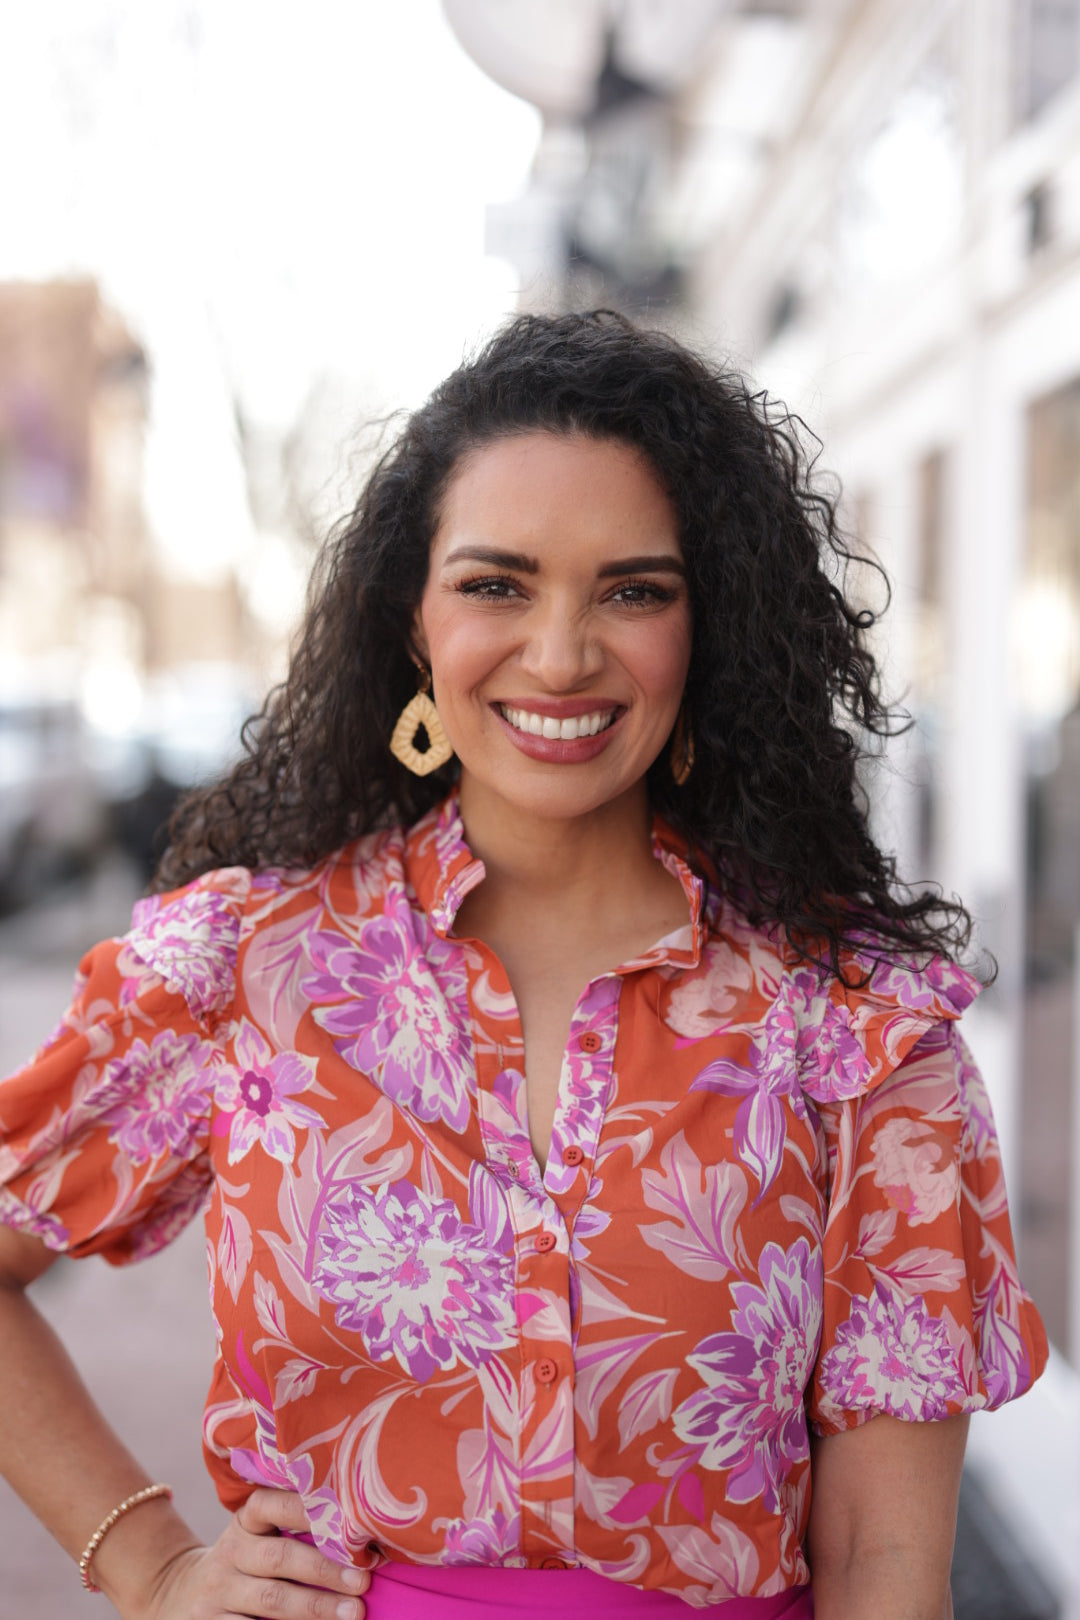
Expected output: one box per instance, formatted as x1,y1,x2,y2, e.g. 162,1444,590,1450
689,993,805,1202
954,1030,998,1163
863,953,978,1021
126,881,242,1017
817,1283,970,1422
546,980,619,1195
672,1238,822,1511
0,1186,68,1247
441,1507,520,1565
217,1020,323,1165
302,897,474,1132
101,1030,214,1163
127,1161,214,1259
787,967,869,1100
313,1180,515,1383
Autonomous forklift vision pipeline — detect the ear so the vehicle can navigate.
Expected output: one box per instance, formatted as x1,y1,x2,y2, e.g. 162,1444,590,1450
408,609,430,667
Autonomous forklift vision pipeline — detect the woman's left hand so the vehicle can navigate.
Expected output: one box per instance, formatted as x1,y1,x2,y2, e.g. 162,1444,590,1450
132,1488,372,1620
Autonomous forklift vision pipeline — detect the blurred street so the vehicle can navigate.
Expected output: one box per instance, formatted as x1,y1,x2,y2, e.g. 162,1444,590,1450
0,860,1062,1619
0,860,227,1619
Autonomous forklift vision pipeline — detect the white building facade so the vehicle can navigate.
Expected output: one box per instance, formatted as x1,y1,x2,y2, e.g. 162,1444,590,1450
449,0,1080,1605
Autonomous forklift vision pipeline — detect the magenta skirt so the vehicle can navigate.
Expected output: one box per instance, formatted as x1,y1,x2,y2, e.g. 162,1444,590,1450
365,1562,813,1617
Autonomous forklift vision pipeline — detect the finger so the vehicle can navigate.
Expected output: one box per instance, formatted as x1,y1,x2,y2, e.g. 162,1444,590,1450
235,1488,310,1538
238,1532,372,1600
229,1575,367,1620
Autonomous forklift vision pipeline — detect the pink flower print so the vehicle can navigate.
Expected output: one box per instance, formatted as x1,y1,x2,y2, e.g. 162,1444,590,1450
218,1020,323,1165
302,898,474,1132
312,1180,515,1383
660,940,754,1039
127,879,243,1018
101,1030,215,1163
441,1507,520,1564
672,1238,822,1511
871,1118,959,1226
817,1283,970,1422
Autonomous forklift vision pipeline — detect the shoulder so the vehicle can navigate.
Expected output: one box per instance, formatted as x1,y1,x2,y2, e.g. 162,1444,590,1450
225,825,411,935
786,942,980,1104
124,865,253,1020
680,894,979,1103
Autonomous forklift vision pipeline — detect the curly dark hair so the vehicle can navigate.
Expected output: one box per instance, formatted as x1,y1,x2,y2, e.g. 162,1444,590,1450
155,309,975,982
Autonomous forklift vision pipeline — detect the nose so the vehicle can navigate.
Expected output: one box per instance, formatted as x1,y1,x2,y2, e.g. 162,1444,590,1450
518,598,603,690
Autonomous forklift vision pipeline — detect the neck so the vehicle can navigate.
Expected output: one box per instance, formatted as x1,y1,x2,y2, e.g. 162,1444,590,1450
456,778,656,912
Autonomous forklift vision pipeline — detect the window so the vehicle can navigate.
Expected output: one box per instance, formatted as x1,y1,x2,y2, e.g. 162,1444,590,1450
1013,0,1080,124
1018,377,1080,1361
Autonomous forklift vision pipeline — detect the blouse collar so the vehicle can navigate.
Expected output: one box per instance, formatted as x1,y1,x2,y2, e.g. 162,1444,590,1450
404,792,707,972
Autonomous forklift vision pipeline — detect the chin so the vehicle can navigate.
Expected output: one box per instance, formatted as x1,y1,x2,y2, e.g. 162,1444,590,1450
463,763,646,824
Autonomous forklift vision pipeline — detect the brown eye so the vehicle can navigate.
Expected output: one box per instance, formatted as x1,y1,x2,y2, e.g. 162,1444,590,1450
454,574,522,600
610,578,678,606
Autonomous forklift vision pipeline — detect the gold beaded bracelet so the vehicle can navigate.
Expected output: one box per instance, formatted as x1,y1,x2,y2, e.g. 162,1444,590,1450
78,1483,173,1593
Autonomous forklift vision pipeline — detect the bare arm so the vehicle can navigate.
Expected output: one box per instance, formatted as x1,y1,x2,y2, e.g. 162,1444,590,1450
0,1221,370,1618
807,1412,968,1620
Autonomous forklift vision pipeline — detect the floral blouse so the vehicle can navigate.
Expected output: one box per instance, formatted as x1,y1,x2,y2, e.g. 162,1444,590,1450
0,795,1047,1606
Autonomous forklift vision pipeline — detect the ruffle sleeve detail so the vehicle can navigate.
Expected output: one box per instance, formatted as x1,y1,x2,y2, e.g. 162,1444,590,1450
0,868,248,1265
788,949,981,1105
126,865,251,1022
807,1023,1048,1434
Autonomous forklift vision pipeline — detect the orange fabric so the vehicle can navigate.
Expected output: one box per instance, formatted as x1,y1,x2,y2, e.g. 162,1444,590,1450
0,795,1047,1605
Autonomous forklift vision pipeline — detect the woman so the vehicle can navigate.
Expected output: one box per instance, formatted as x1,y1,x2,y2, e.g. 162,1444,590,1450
0,311,1047,1618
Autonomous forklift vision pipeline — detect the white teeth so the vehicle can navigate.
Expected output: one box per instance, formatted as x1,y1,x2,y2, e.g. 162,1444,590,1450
500,706,616,741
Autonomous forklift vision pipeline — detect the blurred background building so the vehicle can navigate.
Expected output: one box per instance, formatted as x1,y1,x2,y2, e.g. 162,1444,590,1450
0,0,1077,1614
443,1,1080,1608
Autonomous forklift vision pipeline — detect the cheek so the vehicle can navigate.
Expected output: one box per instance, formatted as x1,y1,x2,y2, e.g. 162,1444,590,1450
619,612,692,701
420,596,512,693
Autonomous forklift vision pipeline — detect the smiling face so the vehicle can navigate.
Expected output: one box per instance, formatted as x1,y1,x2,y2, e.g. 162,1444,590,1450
413,432,692,828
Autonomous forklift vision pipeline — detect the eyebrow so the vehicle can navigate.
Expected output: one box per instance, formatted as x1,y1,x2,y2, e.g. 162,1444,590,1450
441,546,686,578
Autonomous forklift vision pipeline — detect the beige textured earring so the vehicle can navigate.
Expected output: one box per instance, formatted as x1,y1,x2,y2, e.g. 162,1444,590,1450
389,666,454,776
670,705,695,786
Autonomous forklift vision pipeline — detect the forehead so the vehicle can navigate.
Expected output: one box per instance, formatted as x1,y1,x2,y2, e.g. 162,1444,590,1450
431,432,681,564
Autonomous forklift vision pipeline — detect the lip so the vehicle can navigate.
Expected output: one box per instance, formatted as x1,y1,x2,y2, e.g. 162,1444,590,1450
494,696,622,718
492,702,625,763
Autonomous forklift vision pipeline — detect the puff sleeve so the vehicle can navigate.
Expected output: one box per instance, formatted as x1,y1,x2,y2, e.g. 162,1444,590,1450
790,953,1048,1434
0,867,250,1265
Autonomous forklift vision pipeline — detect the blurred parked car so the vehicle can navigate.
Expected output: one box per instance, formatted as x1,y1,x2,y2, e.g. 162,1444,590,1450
0,697,110,910
107,663,259,882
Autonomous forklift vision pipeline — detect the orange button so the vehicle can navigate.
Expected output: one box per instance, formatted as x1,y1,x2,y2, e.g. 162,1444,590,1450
506,1159,520,1178
541,1556,568,1570
535,1231,556,1253
562,1144,584,1167
536,1357,558,1384
578,1031,602,1053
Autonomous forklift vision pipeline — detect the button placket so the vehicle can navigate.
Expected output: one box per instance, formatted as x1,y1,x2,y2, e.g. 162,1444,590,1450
544,978,621,1207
